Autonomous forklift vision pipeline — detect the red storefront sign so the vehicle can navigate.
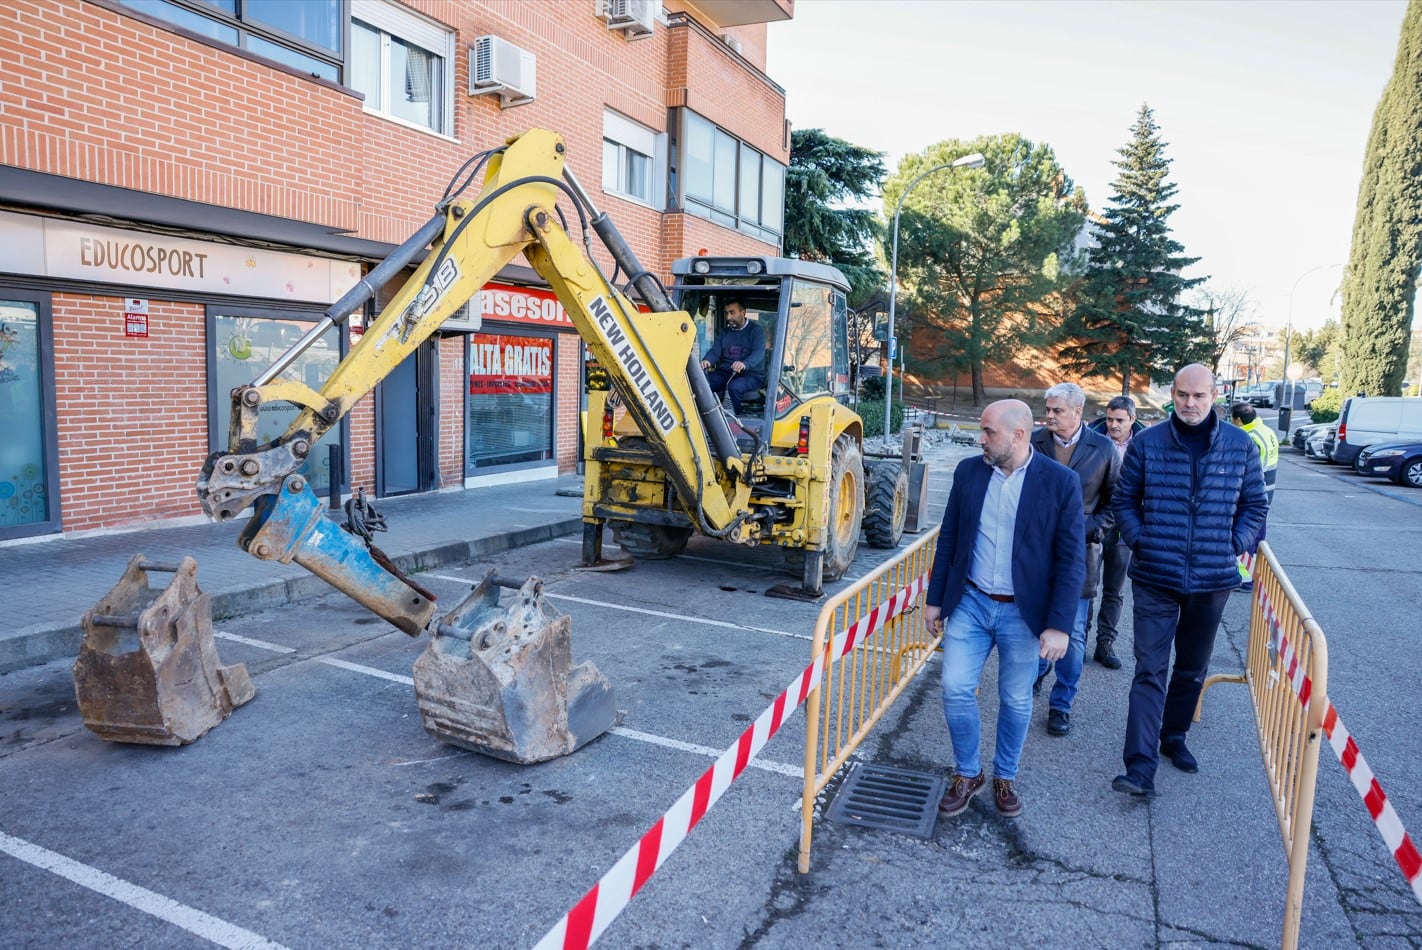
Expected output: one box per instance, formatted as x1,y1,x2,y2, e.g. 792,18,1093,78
478,283,574,330
469,332,553,395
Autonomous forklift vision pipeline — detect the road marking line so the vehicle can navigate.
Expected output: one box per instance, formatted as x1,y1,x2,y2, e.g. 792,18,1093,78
0,831,288,950
419,575,811,641
545,593,810,641
213,632,295,653
610,728,800,777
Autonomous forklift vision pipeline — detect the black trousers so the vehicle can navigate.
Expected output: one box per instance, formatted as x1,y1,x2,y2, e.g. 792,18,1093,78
1122,579,1232,781
1092,540,1132,647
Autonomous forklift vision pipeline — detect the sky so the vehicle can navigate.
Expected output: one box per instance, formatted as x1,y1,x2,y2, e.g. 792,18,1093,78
766,0,1410,335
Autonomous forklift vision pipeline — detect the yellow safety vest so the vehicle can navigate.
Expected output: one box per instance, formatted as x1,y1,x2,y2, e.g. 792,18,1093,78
1241,418,1279,491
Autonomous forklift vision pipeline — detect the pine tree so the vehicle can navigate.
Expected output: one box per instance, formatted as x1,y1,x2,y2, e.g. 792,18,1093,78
1059,105,1207,393
1340,1,1422,397
782,129,886,303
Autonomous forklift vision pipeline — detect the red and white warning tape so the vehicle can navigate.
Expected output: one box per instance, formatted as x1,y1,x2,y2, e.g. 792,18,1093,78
1255,585,1422,906
534,572,929,949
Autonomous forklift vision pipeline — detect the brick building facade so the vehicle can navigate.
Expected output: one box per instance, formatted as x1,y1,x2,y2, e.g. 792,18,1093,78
0,0,795,540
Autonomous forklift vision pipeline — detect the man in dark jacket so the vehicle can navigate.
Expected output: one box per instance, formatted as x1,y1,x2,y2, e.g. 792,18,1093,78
924,399,1085,819
1111,364,1268,798
699,299,766,413
1030,382,1120,737
1087,395,1146,669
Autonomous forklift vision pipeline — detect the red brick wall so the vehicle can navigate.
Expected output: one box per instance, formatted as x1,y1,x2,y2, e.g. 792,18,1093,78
555,334,582,469
2,0,793,529
51,294,209,531
437,334,466,486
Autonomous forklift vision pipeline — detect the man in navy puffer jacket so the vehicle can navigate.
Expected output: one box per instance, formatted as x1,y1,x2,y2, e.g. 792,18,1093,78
1111,364,1268,798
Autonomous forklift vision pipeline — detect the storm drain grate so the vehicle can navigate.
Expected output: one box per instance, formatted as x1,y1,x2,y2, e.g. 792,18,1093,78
825,762,946,838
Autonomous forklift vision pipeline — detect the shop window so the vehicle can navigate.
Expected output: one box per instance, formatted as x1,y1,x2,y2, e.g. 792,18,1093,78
676,109,785,243
350,0,453,135
466,331,555,473
209,310,345,497
602,110,664,207
0,291,60,539
117,0,342,81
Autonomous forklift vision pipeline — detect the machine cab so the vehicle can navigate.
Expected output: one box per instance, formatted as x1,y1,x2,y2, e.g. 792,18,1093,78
671,255,852,449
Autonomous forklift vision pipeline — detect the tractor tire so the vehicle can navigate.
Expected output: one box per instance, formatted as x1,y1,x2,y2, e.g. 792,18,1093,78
863,461,909,549
611,521,692,560
822,435,865,581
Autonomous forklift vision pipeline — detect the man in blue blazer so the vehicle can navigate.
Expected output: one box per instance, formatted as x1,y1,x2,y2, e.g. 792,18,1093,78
924,399,1086,819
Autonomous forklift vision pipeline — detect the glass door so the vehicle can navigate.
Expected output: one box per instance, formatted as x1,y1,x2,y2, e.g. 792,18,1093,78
0,291,60,539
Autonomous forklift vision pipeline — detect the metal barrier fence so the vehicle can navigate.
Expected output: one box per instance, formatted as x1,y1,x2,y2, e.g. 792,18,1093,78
797,528,942,873
1195,541,1329,950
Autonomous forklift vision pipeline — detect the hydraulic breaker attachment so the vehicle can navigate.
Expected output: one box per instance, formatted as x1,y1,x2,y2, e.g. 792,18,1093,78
413,571,620,764
74,556,255,746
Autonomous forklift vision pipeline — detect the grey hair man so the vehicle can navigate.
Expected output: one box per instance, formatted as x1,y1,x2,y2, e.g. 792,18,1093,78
1029,383,1120,736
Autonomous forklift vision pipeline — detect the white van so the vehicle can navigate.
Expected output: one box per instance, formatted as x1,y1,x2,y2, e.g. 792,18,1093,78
1333,396,1422,465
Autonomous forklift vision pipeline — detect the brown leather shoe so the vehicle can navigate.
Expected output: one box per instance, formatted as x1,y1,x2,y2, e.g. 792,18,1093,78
993,777,1023,817
938,772,986,817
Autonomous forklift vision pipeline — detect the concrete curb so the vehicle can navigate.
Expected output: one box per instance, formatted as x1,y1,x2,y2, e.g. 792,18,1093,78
0,517,584,676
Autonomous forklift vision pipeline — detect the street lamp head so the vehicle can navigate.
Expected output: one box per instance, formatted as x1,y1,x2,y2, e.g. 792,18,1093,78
953,152,986,169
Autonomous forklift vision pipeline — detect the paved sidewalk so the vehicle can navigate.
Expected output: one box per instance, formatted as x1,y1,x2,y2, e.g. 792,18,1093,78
0,476,586,674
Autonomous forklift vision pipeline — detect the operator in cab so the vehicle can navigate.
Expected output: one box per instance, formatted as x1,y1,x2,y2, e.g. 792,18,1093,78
700,298,766,414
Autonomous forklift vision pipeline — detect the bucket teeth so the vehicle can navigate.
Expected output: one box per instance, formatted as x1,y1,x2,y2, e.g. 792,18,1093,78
74,555,254,746
413,570,620,763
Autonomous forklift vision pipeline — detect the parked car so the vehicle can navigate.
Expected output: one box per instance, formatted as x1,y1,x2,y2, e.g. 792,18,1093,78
1332,396,1422,466
1304,424,1337,461
1302,380,1324,409
1291,421,1330,452
1251,381,1283,408
1354,439,1422,487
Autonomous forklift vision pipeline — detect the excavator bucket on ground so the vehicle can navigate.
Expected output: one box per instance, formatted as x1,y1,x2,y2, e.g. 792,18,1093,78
413,571,620,764
74,555,255,746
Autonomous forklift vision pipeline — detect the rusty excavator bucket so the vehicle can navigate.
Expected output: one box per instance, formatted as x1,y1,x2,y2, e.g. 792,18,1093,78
74,555,255,746
413,571,620,764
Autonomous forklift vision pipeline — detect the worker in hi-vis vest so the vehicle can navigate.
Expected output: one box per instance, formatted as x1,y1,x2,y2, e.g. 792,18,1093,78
1230,402,1278,591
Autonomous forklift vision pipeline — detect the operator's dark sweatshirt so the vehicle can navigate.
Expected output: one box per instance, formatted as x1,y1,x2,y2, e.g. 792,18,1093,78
703,321,766,376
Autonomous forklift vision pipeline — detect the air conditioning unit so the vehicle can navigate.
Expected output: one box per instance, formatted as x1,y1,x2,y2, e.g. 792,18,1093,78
469,35,536,107
600,0,656,39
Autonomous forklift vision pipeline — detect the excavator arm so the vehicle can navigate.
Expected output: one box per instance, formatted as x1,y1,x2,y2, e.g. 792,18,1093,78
198,129,748,637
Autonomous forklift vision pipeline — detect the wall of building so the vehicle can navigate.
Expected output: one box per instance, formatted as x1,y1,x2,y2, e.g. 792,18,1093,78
0,0,791,538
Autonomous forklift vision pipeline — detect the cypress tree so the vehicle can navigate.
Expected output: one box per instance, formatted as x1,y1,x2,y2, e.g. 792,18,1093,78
1059,105,1207,394
1340,1,1422,397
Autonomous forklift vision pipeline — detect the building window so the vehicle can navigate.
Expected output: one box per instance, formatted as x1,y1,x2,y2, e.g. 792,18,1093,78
117,0,342,81
0,290,61,540
466,331,555,473
602,110,665,207
350,0,453,135
209,310,345,498
676,110,785,243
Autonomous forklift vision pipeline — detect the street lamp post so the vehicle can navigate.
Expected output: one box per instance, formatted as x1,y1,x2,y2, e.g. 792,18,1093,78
1280,262,1344,434
884,151,985,443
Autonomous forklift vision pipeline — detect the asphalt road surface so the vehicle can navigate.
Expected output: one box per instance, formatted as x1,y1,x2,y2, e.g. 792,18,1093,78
3,432,1420,948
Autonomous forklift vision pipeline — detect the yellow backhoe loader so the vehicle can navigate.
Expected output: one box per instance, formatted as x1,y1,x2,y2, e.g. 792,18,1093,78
78,128,912,762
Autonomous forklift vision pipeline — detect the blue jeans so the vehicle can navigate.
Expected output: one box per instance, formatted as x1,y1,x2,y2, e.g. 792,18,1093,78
1037,598,1092,713
940,586,1040,781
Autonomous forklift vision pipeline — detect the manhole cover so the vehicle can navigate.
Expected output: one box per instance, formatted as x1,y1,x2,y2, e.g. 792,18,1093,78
825,762,946,838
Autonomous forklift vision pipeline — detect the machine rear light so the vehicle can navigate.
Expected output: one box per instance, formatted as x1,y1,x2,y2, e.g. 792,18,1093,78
746,260,763,274
602,408,614,440
797,416,811,455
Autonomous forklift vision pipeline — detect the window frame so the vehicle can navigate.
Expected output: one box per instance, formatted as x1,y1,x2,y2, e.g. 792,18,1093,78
602,110,666,209
0,286,62,541
462,327,559,479
204,304,349,500
350,0,455,137
115,0,347,82
674,109,786,244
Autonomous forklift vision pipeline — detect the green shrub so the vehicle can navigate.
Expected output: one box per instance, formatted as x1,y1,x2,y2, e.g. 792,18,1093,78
859,374,886,399
856,396,904,437
1309,387,1342,424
